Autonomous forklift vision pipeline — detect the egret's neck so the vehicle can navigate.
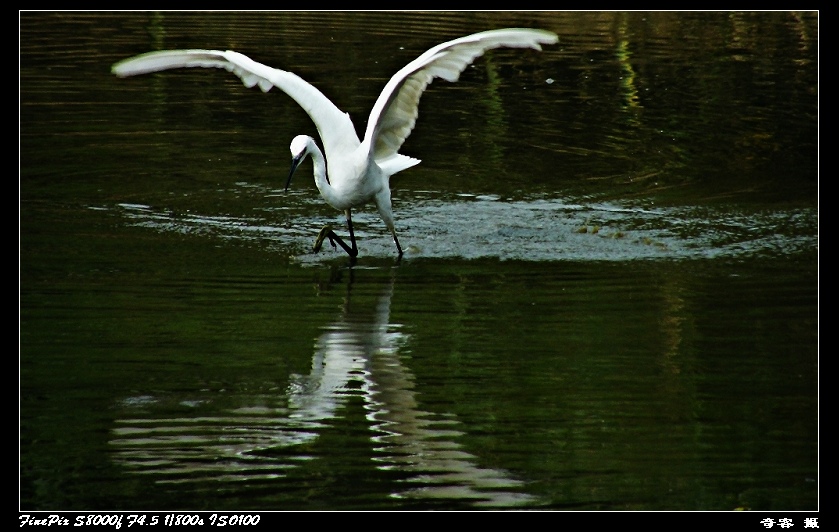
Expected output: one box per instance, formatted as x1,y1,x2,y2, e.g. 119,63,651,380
308,143,328,187
307,141,340,207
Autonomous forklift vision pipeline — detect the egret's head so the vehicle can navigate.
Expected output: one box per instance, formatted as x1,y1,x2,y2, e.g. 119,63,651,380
286,135,311,191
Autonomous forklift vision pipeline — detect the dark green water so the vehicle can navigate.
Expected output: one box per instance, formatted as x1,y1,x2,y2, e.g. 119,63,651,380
20,11,817,511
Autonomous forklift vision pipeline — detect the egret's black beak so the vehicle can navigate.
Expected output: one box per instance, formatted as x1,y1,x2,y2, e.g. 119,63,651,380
286,152,305,191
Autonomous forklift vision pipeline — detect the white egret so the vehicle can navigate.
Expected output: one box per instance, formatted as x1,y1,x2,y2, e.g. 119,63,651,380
112,28,558,259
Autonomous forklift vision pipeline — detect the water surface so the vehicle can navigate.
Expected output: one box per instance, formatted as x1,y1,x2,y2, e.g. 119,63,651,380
20,11,818,511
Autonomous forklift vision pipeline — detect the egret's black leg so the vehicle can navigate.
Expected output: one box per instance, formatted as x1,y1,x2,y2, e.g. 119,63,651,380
345,211,359,257
392,233,403,258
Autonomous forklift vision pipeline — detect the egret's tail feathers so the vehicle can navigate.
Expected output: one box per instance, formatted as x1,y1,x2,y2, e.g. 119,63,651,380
378,154,421,177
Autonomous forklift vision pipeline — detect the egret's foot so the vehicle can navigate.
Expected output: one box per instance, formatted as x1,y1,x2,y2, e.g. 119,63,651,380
313,225,358,258
313,225,336,253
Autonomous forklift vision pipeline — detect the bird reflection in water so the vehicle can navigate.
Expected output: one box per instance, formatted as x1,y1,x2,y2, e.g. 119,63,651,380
110,270,537,508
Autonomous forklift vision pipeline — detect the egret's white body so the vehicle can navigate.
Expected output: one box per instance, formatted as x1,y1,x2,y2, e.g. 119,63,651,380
112,28,558,258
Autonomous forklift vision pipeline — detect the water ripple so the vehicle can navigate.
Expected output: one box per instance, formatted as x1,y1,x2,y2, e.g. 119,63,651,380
111,196,817,263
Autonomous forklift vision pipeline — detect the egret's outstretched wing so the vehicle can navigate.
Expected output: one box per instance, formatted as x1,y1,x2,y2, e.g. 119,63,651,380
364,28,558,169
111,50,360,158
